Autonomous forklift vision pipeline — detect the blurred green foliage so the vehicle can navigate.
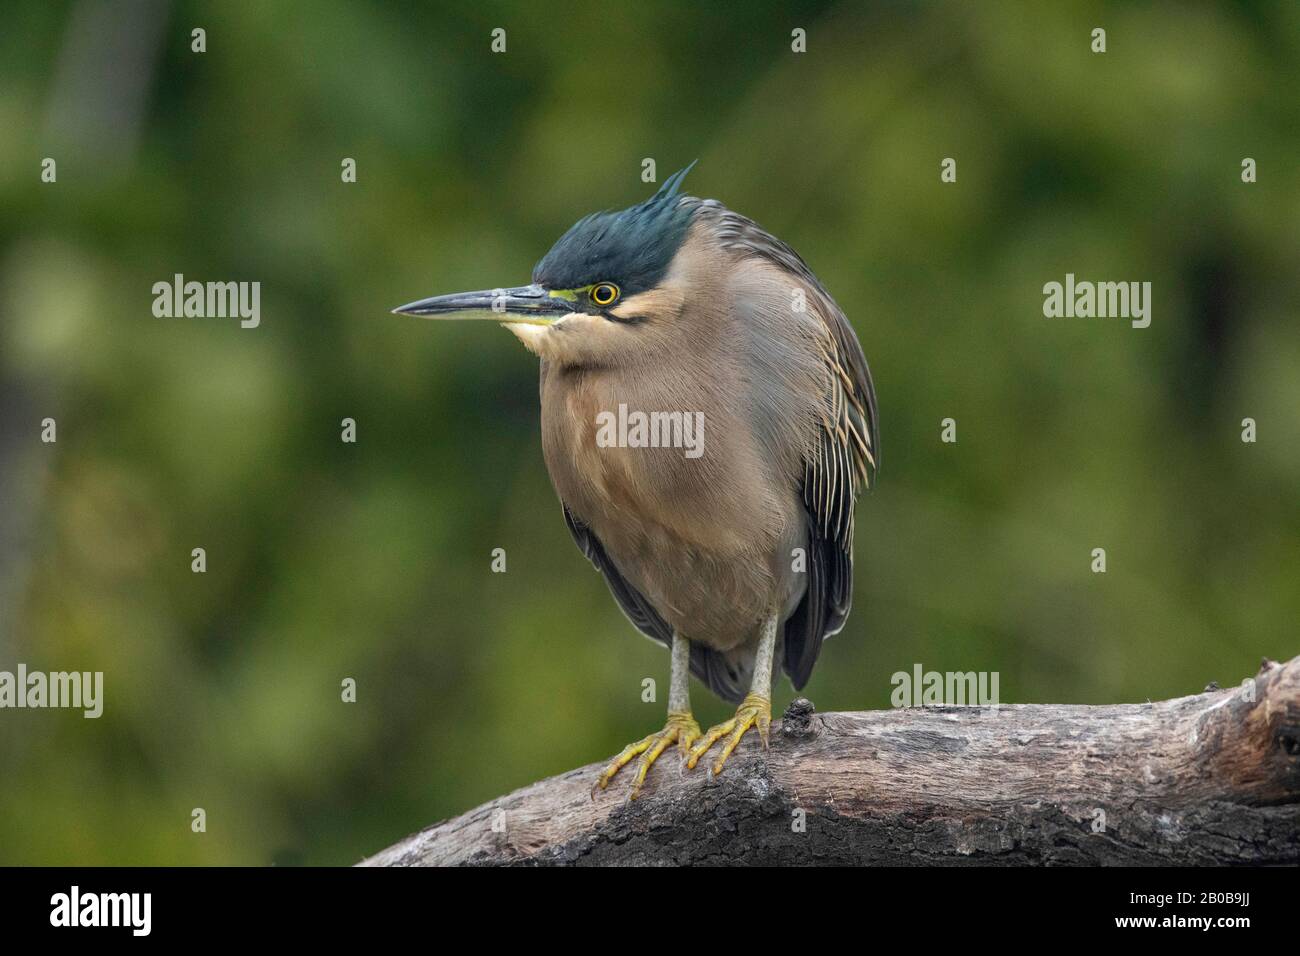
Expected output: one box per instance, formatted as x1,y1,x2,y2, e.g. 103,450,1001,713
1,0,1297,865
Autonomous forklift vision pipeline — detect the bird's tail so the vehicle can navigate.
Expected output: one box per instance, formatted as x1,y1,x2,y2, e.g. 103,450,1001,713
691,643,753,706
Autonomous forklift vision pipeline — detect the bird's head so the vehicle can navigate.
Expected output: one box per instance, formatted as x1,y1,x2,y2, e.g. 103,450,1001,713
392,163,706,367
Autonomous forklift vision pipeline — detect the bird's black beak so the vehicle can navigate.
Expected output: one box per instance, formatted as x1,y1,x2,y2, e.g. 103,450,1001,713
391,283,572,325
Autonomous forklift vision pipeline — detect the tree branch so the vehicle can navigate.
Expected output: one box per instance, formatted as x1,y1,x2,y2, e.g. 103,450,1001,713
361,656,1300,866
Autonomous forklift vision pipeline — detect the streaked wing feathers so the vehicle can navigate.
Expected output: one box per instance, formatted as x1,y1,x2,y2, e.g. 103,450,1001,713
705,202,878,689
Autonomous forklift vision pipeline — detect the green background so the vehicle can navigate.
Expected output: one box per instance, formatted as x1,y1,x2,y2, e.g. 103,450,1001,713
1,1,1296,865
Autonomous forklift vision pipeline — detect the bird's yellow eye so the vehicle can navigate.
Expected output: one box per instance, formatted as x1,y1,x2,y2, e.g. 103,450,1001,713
590,283,620,307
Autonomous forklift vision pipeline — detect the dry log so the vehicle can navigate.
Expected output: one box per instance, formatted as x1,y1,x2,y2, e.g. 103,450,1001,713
361,656,1300,866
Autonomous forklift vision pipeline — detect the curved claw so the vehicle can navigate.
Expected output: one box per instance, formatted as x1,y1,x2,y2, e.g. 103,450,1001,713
594,711,701,800
686,693,771,776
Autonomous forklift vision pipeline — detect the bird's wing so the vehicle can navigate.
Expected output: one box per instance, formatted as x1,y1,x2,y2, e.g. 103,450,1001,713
701,201,879,690
782,297,878,689
561,504,748,704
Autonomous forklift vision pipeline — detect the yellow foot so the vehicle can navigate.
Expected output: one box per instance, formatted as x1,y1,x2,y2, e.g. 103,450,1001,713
594,710,701,800
686,692,771,776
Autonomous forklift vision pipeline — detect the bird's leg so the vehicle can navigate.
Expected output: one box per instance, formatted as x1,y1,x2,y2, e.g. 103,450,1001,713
687,610,777,776
594,631,700,799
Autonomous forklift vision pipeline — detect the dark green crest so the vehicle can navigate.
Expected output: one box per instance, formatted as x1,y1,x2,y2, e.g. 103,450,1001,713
532,162,699,296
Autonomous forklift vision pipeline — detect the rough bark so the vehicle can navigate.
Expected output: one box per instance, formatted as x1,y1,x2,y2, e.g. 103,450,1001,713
361,656,1300,866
